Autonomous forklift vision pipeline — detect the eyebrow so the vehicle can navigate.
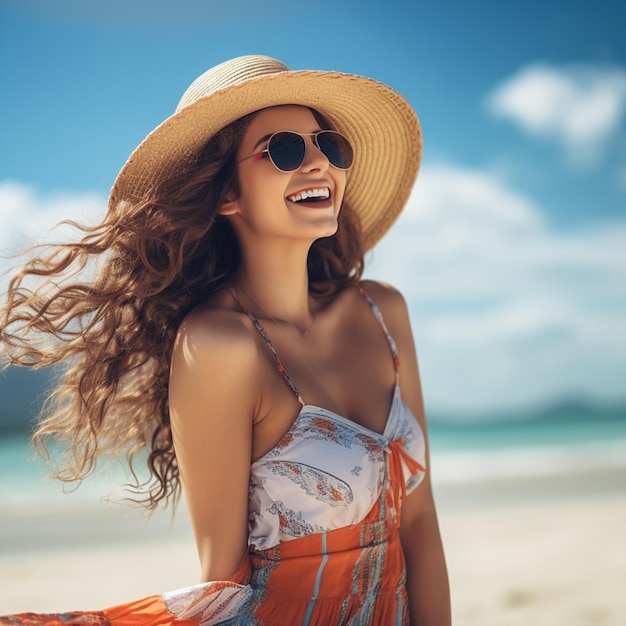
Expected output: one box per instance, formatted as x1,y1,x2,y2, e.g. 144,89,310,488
252,133,273,151
251,129,325,151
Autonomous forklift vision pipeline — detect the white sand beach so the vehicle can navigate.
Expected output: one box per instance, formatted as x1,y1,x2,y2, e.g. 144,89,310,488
1,466,625,625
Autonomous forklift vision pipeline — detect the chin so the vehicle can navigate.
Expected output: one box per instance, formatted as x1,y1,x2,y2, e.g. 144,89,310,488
313,224,339,241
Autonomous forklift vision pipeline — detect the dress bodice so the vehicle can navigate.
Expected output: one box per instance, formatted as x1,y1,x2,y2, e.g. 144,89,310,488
238,286,427,551
248,384,426,550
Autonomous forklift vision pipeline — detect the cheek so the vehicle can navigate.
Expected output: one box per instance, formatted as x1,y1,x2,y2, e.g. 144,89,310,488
240,167,287,197
336,173,348,206
236,173,289,222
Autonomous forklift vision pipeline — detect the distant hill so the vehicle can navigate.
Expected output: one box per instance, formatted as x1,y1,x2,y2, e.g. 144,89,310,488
1,365,625,437
427,396,626,425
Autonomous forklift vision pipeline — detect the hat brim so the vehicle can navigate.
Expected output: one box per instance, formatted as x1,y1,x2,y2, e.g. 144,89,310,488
110,70,422,251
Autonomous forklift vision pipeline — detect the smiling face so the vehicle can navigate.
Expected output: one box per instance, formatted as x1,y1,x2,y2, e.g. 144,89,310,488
220,105,348,249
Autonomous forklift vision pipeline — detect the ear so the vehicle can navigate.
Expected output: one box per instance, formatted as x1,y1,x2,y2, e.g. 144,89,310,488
218,196,240,216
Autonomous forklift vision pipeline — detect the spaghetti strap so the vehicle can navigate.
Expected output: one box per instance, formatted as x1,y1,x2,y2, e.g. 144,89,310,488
359,286,401,383
230,288,305,407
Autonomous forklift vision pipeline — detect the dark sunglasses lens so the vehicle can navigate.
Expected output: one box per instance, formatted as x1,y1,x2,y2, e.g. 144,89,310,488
268,132,307,171
318,132,354,170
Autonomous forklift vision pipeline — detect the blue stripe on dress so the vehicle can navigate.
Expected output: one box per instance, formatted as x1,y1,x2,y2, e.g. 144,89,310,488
302,532,329,625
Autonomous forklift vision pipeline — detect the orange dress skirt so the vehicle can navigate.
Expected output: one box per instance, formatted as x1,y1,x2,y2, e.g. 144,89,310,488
1,499,411,625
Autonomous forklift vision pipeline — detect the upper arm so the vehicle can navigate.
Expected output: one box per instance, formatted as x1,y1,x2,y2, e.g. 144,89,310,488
362,281,450,621
168,310,259,581
361,280,436,516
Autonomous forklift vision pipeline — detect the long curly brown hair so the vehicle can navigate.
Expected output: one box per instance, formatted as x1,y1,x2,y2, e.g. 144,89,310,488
0,109,364,510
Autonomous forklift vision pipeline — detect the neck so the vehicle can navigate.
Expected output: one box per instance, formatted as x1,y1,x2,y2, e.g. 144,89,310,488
234,241,315,333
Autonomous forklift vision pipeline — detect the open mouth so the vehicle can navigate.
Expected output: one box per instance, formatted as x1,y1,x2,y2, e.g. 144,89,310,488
287,187,331,204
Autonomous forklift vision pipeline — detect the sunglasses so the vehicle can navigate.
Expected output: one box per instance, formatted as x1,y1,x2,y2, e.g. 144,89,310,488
239,130,354,172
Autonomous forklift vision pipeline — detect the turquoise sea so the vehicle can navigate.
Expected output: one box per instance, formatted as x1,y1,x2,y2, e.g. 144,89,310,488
2,405,625,512
2,361,626,514
0,405,624,570
429,406,626,476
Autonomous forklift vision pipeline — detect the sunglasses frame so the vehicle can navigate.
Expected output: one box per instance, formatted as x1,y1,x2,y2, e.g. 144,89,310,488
238,130,354,172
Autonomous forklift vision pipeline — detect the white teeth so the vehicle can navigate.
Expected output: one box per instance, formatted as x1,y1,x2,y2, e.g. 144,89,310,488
287,188,330,203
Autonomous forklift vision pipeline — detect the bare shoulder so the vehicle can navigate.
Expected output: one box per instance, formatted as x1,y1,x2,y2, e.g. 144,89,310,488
358,279,419,377
170,303,262,420
172,308,258,375
174,304,258,362
358,279,411,326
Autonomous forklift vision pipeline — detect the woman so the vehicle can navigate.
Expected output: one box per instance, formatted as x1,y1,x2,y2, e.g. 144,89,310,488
1,56,450,625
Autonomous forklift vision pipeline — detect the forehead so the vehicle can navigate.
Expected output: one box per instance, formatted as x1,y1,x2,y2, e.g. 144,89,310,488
242,105,320,147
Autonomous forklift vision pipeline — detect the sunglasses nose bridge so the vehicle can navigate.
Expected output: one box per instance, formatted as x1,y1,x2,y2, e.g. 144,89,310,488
301,133,330,170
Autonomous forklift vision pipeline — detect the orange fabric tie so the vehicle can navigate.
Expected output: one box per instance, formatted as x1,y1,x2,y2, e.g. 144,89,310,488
386,438,425,527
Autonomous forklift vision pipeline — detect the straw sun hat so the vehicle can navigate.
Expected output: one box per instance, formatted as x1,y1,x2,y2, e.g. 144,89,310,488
110,55,422,251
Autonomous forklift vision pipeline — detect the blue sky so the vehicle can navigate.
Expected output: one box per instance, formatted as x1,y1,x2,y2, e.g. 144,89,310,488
1,0,625,416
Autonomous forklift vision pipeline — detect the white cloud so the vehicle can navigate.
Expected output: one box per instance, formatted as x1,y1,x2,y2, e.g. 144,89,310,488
0,181,106,288
0,181,105,253
366,164,626,414
486,63,626,167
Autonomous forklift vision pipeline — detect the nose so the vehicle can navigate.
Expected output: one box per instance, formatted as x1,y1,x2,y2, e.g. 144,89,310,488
300,135,330,172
